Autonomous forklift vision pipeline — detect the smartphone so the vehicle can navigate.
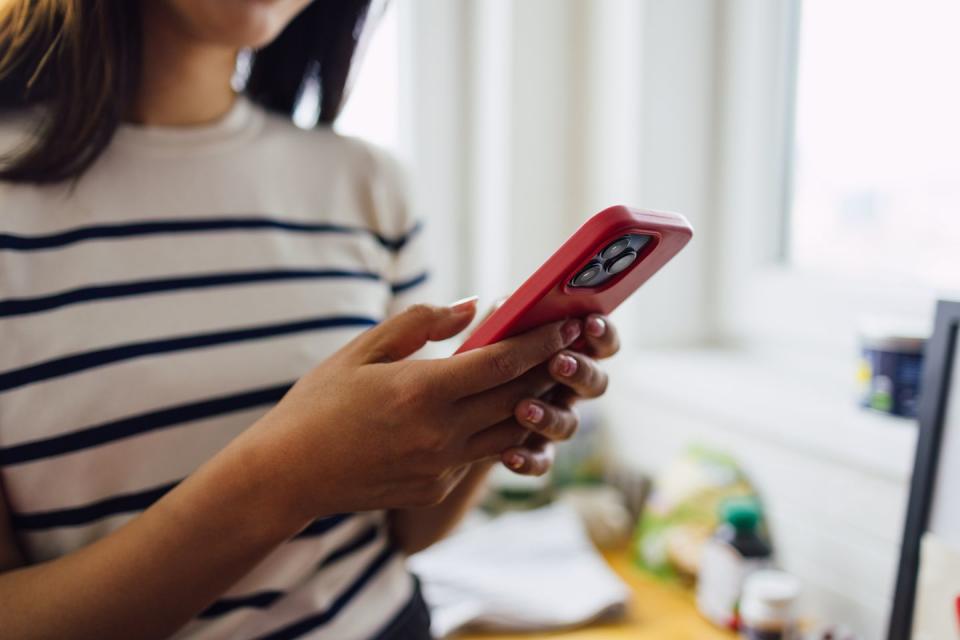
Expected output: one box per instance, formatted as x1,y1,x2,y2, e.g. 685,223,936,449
455,205,693,353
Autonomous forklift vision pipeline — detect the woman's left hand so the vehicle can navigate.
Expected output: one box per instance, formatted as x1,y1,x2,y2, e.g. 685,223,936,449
501,313,620,475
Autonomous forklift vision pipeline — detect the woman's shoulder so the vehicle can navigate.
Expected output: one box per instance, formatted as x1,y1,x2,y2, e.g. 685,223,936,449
257,108,413,237
259,108,401,178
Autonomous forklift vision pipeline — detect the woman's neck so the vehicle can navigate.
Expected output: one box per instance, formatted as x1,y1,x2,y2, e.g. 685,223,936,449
131,4,238,127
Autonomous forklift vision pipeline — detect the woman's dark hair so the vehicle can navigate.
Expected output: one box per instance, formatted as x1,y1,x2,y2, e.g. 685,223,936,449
0,0,374,184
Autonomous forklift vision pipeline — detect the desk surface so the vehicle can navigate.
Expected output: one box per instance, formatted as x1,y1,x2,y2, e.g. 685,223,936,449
457,548,736,640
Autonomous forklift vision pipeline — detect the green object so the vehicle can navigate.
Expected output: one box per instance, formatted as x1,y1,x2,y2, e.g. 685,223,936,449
720,496,762,532
870,390,893,412
631,446,761,585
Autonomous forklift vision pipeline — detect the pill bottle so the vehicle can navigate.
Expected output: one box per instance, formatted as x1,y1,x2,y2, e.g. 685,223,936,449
739,569,801,640
696,497,772,629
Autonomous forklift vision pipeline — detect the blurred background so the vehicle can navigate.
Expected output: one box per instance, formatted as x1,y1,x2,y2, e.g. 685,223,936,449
332,0,960,637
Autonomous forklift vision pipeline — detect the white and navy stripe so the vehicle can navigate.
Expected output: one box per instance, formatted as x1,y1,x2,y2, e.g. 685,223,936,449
0,98,430,639
0,217,422,252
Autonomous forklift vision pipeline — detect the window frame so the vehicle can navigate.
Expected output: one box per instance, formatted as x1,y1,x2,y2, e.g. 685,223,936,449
713,0,942,358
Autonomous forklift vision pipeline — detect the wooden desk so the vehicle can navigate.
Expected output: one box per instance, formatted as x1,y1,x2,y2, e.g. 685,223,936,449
457,548,736,640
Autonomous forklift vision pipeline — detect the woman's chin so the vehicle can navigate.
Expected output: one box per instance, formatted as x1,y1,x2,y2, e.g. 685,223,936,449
162,0,312,49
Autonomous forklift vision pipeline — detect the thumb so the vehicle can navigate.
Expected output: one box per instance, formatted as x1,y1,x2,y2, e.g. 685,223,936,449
362,297,478,363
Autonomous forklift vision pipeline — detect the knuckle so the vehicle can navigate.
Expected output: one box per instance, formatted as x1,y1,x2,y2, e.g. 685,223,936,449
416,425,449,454
544,325,568,355
578,362,600,396
391,382,423,413
546,410,575,440
561,409,580,439
595,370,609,396
577,360,606,397
407,375,436,403
406,303,433,318
391,371,435,412
404,303,436,325
490,349,523,381
538,406,560,436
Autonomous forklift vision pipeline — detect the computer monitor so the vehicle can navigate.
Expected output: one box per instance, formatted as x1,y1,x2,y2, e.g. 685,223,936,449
889,300,960,639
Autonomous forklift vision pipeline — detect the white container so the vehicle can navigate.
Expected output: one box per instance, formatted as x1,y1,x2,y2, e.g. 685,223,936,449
697,537,771,628
739,570,800,639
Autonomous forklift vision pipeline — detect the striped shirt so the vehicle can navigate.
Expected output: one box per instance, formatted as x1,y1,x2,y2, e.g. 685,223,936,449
0,98,429,639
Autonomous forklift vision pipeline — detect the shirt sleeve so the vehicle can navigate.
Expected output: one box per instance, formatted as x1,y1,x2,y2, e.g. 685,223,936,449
345,137,446,359
359,143,434,318
386,218,432,316
350,139,435,317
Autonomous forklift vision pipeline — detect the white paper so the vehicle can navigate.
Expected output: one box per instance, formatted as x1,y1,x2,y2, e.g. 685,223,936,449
911,533,960,640
409,502,629,637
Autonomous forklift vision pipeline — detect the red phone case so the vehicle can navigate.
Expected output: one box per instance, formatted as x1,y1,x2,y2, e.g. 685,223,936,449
455,205,693,353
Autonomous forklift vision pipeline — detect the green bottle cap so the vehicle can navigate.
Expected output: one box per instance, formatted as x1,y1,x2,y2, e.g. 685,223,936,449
720,496,761,532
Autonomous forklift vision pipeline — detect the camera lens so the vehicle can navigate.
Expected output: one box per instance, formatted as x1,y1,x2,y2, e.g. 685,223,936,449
571,263,603,287
600,237,631,260
606,250,637,275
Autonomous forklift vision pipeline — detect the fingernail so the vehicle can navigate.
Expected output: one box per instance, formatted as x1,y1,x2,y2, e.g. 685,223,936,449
524,402,544,424
555,353,578,377
449,295,479,313
561,319,581,344
505,452,525,470
586,316,606,337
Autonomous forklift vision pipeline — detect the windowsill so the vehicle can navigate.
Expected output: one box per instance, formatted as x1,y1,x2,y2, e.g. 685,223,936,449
605,347,919,481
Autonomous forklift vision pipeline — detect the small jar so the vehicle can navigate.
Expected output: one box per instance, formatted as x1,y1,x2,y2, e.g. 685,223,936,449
739,570,800,640
858,326,926,418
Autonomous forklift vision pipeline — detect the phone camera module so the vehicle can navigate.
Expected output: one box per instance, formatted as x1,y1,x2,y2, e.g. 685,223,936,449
600,237,631,260
606,250,638,275
571,263,603,287
570,234,650,289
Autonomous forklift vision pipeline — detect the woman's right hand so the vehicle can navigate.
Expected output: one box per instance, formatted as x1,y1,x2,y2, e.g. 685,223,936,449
243,299,581,523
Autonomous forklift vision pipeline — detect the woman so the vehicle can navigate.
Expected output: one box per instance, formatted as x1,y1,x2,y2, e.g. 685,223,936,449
0,2,619,639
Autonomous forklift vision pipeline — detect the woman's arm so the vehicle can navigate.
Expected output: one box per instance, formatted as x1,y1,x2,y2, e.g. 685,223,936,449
0,435,309,640
0,303,581,639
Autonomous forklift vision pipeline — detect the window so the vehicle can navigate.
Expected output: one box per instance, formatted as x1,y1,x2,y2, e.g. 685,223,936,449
789,0,960,291
289,0,400,153
333,0,401,153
